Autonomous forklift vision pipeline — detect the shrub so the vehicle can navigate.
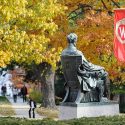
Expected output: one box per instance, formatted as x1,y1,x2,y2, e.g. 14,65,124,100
55,96,63,105
28,90,42,103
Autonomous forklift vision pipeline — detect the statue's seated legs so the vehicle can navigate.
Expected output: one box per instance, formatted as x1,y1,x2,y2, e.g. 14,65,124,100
96,79,105,101
62,78,105,103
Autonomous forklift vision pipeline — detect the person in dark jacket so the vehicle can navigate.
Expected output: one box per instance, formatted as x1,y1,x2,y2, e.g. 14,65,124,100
21,84,28,102
12,86,18,103
28,97,37,118
1,84,7,96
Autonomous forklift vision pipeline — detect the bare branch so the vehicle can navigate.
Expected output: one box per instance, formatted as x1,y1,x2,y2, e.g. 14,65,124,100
111,0,120,8
101,0,108,10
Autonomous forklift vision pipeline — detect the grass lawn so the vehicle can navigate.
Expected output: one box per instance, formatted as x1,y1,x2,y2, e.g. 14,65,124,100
0,115,125,125
36,107,58,119
0,96,15,116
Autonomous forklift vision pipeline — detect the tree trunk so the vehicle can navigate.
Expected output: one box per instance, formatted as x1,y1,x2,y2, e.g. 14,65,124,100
25,62,56,109
41,63,56,108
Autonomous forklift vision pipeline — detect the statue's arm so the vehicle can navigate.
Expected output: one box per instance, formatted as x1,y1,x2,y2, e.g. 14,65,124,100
77,66,96,77
81,59,105,71
78,51,105,71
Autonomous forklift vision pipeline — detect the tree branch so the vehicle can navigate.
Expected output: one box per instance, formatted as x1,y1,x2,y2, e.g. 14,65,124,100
111,0,120,8
101,0,108,10
68,3,93,20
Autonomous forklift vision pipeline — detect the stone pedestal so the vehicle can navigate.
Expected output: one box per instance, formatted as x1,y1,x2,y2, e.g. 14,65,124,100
59,102,119,120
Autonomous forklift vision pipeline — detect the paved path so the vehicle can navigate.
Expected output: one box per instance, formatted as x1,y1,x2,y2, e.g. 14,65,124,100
6,96,44,119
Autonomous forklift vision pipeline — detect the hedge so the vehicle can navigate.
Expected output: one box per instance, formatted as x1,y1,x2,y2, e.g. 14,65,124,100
0,115,125,125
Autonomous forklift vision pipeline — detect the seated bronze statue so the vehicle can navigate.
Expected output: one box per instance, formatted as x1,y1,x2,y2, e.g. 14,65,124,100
61,33,109,103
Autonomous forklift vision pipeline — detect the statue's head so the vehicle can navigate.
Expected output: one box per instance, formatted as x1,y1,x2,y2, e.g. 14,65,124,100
67,33,78,44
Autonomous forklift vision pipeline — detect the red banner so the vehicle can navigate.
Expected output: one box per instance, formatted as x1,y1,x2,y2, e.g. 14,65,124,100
114,9,125,62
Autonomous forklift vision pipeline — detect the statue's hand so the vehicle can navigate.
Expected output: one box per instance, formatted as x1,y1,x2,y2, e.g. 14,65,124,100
99,66,105,70
97,69,108,78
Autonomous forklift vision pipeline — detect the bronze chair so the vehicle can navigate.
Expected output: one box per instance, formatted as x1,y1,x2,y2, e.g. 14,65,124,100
61,55,84,103
61,55,100,103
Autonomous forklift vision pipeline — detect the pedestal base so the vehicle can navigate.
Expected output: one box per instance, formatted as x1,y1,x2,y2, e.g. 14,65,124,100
59,102,119,120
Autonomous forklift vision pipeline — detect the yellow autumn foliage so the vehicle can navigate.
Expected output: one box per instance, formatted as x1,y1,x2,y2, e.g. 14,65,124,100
0,0,66,68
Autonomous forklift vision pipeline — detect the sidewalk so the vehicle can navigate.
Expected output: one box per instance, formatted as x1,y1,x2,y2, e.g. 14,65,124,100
6,96,44,119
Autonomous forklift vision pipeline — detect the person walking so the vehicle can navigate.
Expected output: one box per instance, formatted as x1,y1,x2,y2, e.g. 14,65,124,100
28,97,37,118
12,86,18,103
21,84,28,102
1,84,7,96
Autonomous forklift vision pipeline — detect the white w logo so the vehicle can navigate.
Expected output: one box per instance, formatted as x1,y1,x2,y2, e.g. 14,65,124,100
116,18,125,44
119,27,125,39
